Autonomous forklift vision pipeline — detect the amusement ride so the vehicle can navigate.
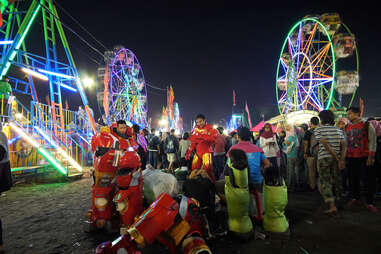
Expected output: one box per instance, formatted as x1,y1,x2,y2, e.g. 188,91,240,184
0,0,96,176
97,46,148,127
274,13,359,124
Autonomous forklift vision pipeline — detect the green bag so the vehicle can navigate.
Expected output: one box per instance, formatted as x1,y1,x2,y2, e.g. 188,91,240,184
263,180,289,233
225,163,253,235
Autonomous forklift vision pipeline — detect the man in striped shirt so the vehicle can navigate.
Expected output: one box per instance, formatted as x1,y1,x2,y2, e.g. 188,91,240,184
314,110,346,214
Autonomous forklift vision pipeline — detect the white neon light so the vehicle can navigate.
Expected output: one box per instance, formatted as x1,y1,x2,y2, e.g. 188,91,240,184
0,40,14,45
38,69,76,79
77,133,90,145
22,68,48,81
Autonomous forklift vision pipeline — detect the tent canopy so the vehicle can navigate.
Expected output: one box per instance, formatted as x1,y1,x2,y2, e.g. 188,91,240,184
250,120,277,132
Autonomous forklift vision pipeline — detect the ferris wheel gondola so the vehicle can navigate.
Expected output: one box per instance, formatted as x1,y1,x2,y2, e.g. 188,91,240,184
276,13,359,115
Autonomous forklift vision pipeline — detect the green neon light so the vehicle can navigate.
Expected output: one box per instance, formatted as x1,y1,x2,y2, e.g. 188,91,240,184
0,3,41,78
37,146,67,175
9,123,67,175
11,166,43,173
276,18,336,114
16,5,41,51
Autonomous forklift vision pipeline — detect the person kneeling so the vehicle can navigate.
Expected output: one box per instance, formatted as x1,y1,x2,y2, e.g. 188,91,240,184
225,149,253,239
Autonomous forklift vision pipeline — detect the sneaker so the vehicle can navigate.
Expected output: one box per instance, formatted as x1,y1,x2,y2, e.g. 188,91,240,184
367,204,378,213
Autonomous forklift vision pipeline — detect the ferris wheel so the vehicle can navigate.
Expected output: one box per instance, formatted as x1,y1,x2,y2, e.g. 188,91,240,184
100,47,148,127
276,13,359,115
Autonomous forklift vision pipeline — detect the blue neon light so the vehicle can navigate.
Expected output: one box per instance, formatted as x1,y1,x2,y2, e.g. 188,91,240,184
59,83,77,92
9,136,20,145
280,58,288,73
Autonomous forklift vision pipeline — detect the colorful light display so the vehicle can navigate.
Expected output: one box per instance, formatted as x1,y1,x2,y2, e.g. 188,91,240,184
276,14,359,115
101,47,148,127
0,1,94,176
159,86,183,134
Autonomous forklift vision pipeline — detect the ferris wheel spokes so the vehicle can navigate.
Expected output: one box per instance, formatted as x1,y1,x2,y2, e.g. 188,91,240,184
101,47,148,126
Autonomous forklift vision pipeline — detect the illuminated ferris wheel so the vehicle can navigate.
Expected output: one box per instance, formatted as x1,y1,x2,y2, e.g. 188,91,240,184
99,47,148,127
276,13,359,115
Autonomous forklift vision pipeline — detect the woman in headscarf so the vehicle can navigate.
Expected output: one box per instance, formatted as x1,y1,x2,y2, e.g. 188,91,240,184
259,123,279,167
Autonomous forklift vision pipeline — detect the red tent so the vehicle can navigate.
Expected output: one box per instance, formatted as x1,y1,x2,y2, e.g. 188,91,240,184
250,121,277,132
250,120,265,132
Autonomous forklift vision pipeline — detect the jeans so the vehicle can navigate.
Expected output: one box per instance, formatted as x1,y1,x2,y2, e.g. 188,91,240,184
286,157,298,189
213,154,225,180
148,151,158,169
348,157,376,205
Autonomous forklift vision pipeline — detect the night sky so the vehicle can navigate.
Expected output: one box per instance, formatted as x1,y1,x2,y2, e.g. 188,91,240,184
55,0,380,130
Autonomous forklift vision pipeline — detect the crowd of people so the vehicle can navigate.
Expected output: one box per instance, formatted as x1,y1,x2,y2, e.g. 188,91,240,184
276,107,380,214
1,107,381,253
136,108,381,238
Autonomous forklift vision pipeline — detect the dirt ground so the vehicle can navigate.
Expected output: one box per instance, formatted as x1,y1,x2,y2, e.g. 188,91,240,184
1,175,381,254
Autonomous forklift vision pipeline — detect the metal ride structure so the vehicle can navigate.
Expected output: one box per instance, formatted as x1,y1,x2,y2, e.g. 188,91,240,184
276,13,359,116
98,46,148,127
0,0,96,176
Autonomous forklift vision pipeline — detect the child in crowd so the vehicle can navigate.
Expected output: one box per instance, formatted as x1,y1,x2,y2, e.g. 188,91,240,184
224,149,253,239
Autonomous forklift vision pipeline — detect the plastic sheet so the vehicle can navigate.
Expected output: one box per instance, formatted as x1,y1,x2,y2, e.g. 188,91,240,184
142,168,179,204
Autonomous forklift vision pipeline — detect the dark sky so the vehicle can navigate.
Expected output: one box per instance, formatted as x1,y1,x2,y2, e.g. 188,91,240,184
56,0,380,130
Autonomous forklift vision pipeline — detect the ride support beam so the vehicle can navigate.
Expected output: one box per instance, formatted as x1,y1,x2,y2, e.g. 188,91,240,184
51,1,97,134
0,0,41,79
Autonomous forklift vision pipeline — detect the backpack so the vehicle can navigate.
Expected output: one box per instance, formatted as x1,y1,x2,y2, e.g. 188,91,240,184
148,135,159,150
165,137,175,153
